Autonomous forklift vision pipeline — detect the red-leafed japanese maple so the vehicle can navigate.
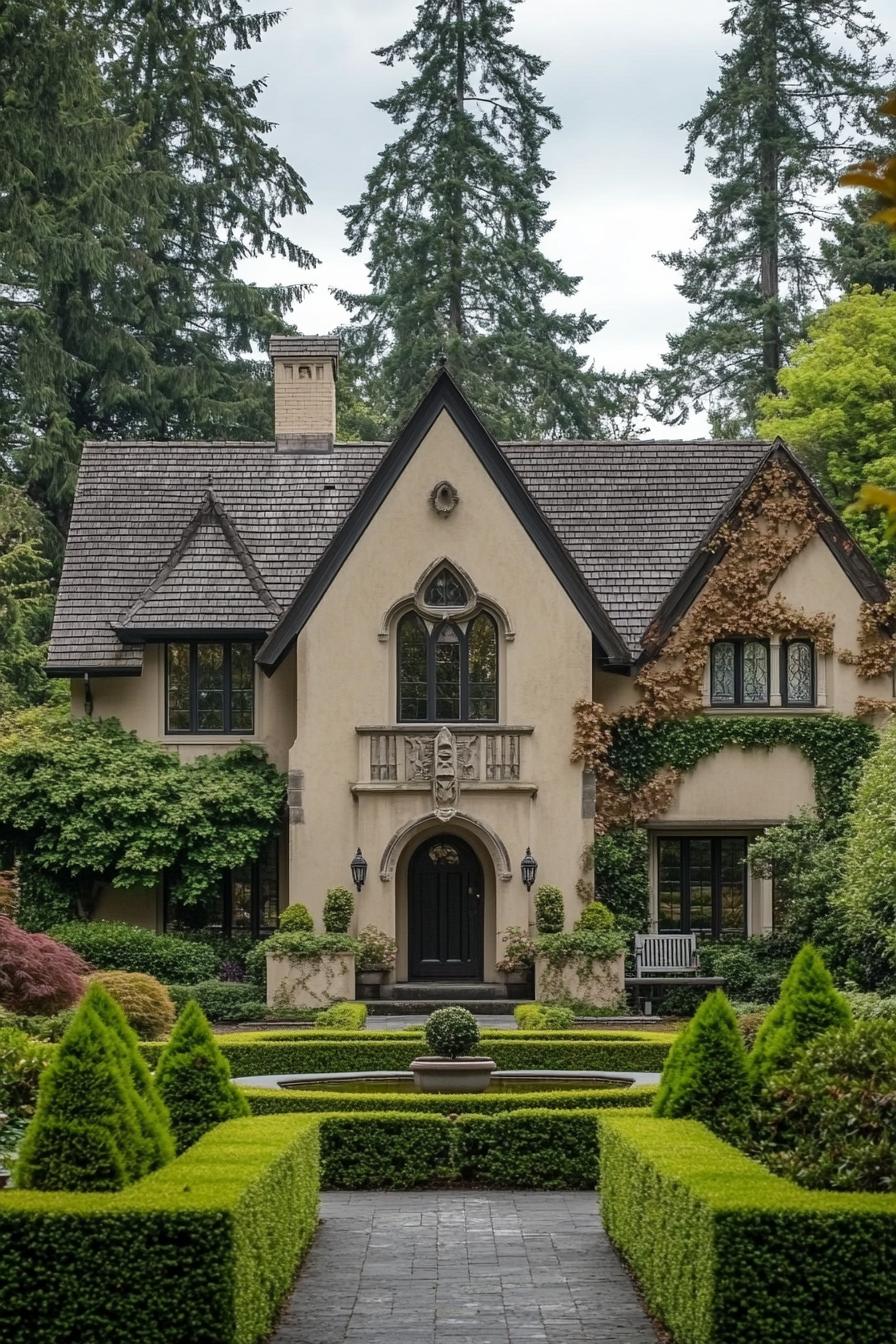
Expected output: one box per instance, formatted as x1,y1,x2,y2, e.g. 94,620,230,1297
0,916,87,1014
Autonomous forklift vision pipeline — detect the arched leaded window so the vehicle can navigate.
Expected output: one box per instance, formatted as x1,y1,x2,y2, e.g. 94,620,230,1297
424,567,468,607
710,639,769,706
782,640,814,706
398,610,498,722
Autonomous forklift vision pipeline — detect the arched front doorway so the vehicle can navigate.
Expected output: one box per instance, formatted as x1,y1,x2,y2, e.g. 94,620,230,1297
408,833,484,980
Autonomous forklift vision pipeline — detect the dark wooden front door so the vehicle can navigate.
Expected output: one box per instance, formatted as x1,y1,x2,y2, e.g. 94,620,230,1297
408,835,484,979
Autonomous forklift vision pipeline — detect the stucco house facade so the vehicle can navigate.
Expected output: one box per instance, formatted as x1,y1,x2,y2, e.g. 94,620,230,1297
46,336,893,987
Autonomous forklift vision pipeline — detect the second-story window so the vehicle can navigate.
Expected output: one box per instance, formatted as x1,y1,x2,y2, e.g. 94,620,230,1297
398,611,498,722
710,639,769,706
166,641,256,734
782,640,815,706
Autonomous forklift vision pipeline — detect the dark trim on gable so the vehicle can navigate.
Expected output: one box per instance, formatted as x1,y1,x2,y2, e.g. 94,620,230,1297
117,627,271,645
639,441,889,660
257,370,630,670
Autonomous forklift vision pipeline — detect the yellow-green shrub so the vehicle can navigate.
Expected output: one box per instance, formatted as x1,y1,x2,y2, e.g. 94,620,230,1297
89,971,175,1040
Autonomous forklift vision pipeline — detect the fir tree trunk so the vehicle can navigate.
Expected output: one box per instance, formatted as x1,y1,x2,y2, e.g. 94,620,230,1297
759,0,781,393
449,0,466,338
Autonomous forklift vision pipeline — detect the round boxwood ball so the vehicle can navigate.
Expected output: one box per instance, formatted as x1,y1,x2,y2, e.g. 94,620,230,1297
425,1006,481,1059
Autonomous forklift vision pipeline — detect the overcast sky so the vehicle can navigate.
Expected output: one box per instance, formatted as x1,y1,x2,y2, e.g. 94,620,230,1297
235,0,896,437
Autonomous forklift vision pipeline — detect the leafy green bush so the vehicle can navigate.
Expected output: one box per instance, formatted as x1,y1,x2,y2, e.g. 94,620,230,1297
16,999,144,1191
278,904,314,933
88,972,175,1039
842,987,896,1020
425,1007,480,1058
323,887,354,934
0,1027,52,1116
0,1114,320,1344
154,1001,249,1153
697,935,791,1004
599,1110,896,1344
245,932,358,993
747,811,846,952
514,1004,574,1030
592,826,649,934
534,884,564,933
52,921,217,984
575,902,617,935
167,980,269,1023
756,1021,896,1192
162,1034,673,1077
749,943,851,1087
355,925,397,973
835,720,896,989
0,1009,75,1041
536,924,626,967
315,1002,367,1029
652,989,750,1143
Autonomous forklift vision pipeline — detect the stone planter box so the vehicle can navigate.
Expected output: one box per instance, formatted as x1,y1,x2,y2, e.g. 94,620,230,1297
266,951,355,1010
409,1057,497,1093
534,951,625,1008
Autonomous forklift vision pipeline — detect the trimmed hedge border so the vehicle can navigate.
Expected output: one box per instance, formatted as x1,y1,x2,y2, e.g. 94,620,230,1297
218,1028,676,1043
318,1109,605,1190
0,1115,320,1344
598,1111,896,1344
140,1036,673,1075
244,1083,657,1116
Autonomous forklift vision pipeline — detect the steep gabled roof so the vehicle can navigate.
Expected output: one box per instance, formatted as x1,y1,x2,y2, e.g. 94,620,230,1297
640,441,890,658
114,489,280,641
256,370,631,669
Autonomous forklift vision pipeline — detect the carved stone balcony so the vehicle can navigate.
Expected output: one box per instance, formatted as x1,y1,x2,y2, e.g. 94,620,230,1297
353,724,536,807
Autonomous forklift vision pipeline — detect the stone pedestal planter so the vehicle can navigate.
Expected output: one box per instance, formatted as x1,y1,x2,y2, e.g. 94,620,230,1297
266,951,355,1010
409,1057,497,1093
534,951,624,1008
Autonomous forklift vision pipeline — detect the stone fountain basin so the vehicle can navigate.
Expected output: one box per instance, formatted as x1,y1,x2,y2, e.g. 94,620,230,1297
232,1068,661,1092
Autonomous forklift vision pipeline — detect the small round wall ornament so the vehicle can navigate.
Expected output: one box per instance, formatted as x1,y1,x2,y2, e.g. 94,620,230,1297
430,480,459,516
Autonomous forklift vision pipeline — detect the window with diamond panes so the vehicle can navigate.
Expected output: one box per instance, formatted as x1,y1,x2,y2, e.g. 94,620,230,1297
710,639,769,707
782,640,814,707
165,641,256,734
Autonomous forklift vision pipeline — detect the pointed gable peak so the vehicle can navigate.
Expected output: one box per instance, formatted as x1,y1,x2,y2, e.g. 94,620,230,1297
116,488,280,639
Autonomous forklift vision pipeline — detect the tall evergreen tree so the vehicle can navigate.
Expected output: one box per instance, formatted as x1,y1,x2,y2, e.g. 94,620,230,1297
648,0,891,434
3,1,316,540
337,0,619,440
821,193,896,294
0,0,136,537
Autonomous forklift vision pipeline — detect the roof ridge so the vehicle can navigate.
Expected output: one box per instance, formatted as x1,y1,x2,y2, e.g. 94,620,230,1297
117,489,281,628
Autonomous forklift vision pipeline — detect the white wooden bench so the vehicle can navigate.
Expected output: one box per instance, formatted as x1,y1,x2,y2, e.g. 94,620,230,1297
627,933,724,1015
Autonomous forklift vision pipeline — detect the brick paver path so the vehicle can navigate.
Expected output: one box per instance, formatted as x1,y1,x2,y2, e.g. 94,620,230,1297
271,1190,661,1344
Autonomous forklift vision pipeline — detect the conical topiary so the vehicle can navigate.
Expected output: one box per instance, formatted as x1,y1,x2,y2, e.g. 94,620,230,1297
652,990,751,1143
748,943,851,1088
153,999,249,1153
82,981,174,1173
16,1002,143,1191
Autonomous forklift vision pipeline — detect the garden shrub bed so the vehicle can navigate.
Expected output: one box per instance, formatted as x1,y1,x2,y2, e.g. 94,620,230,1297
317,1108,608,1190
0,1114,320,1344
140,1035,673,1075
244,1084,656,1116
598,1110,896,1344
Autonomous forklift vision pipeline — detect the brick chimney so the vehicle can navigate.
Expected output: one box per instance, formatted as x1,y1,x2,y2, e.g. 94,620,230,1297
269,334,339,450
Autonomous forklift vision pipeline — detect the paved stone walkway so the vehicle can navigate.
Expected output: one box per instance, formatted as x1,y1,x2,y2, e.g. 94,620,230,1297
271,1191,661,1344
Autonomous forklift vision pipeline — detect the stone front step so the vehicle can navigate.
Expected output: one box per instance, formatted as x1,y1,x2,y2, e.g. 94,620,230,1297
379,981,516,1002
366,999,532,1015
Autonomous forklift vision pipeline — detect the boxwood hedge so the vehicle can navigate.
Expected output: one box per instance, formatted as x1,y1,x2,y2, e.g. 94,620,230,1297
316,1108,608,1190
140,1035,672,1076
244,1083,657,1116
598,1111,896,1344
0,1114,319,1344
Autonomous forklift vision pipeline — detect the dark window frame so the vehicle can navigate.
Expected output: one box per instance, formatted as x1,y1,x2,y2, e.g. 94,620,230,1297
657,835,748,939
165,640,257,735
780,639,816,707
163,842,279,939
398,610,499,723
710,638,770,707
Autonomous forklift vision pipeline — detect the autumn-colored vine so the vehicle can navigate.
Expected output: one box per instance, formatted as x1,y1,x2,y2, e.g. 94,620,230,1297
572,457,892,831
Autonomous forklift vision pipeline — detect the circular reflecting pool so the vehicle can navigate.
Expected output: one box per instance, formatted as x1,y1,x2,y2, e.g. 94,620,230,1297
231,1068,660,1092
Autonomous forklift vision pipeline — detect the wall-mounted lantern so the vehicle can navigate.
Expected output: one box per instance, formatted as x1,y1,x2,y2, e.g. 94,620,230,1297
350,848,368,893
520,847,538,892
